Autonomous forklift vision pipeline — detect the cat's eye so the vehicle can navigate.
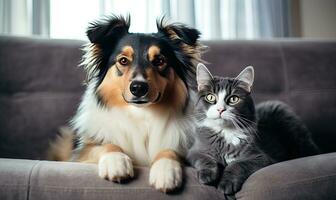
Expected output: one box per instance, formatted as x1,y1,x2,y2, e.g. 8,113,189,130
205,93,216,104
228,95,240,105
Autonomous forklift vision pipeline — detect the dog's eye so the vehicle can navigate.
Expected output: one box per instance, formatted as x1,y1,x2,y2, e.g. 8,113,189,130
205,93,216,104
228,95,240,105
119,57,129,66
152,56,166,70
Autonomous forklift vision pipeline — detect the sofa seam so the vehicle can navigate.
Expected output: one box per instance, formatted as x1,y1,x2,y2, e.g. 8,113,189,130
26,160,41,200
25,184,216,190
252,88,336,96
27,186,225,200
274,173,336,187
0,184,28,187
0,91,83,97
278,42,290,102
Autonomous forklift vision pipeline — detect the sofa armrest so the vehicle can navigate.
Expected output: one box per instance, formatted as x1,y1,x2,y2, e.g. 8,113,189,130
0,159,39,200
0,158,223,200
237,153,336,200
2,153,336,200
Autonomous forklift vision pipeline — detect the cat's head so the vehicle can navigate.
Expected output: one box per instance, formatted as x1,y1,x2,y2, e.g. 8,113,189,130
196,63,255,129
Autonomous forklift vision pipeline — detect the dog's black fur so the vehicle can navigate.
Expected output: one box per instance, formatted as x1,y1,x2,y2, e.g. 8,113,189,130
84,15,203,91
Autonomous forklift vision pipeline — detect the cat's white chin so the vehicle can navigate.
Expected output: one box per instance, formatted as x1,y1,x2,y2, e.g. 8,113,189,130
202,118,230,132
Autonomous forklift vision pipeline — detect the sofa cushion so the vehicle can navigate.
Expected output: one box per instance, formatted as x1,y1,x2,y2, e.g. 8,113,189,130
237,153,336,200
0,36,336,159
0,159,223,200
202,40,336,153
0,36,85,159
1,153,336,200
0,159,39,200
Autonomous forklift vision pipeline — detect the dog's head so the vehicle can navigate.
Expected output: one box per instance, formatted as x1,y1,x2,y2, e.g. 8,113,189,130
82,15,204,110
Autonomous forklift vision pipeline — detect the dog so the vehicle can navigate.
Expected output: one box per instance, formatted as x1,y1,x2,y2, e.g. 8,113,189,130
48,15,205,192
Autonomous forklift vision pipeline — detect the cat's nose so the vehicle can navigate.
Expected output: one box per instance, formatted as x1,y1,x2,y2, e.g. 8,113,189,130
217,108,226,115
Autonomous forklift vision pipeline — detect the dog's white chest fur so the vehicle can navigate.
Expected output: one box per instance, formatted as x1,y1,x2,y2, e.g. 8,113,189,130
72,86,194,166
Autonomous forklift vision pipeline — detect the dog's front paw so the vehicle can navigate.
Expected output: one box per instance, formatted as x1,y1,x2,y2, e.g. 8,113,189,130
197,167,219,185
149,158,182,193
98,152,134,182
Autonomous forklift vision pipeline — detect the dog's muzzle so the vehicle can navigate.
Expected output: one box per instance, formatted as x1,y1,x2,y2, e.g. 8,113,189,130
130,81,149,98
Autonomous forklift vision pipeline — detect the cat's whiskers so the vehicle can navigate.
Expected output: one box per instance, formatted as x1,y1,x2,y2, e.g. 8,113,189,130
234,116,261,139
229,117,243,132
233,113,257,125
225,113,259,140
227,112,257,129
224,113,245,132
230,118,257,144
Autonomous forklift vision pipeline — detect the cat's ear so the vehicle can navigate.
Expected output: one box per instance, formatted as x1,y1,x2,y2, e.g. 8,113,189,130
236,66,254,92
196,63,214,91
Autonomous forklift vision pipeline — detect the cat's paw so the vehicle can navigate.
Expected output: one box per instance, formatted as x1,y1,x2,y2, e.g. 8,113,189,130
98,152,134,182
196,167,219,185
149,158,182,193
217,172,244,196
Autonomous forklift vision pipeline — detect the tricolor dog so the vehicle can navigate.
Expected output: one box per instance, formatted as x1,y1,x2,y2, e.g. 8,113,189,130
49,15,205,192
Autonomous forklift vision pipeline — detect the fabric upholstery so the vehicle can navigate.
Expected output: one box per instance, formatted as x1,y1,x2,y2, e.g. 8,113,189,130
1,153,336,200
0,159,39,200
237,153,336,200
202,40,336,153
0,36,336,200
1,37,336,159
0,159,223,200
0,36,85,159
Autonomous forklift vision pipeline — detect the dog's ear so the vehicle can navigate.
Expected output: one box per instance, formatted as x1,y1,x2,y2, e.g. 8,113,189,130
156,18,200,46
156,18,206,89
86,15,130,44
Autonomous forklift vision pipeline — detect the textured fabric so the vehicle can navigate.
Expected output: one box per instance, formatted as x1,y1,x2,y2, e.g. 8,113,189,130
0,159,223,200
236,153,336,200
1,154,336,200
0,159,39,200
1,36,336,200
0,36,85,159
202,40,336,153
1,37,335,159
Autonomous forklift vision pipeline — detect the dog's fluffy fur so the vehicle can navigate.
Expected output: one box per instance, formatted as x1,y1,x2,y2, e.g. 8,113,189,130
49,15,205,192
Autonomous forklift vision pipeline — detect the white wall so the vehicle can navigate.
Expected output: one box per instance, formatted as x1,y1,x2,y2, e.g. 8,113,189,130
299,0,336,38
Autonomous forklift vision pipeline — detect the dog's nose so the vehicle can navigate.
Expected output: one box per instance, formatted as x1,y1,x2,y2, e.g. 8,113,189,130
130,81,149,97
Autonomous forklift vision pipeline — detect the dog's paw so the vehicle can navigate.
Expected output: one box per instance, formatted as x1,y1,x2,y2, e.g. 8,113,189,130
197,167,218,185
149,158,182,193
98,152,134,182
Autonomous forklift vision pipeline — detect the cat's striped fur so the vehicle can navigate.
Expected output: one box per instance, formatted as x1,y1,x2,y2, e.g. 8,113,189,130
187,64,320,199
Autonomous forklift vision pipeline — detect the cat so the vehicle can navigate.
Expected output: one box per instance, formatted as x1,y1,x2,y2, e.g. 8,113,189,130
187,63,320,199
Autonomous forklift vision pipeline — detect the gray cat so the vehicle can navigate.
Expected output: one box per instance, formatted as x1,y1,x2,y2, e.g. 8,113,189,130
187,63,320,199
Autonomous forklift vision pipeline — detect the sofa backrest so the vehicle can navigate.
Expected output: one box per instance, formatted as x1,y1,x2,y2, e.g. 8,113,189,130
0,36,335,159
203,40,336,153
0,36,85,159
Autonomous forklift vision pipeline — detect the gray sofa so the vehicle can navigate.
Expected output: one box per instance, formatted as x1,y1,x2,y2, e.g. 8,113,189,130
0,36,336,200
